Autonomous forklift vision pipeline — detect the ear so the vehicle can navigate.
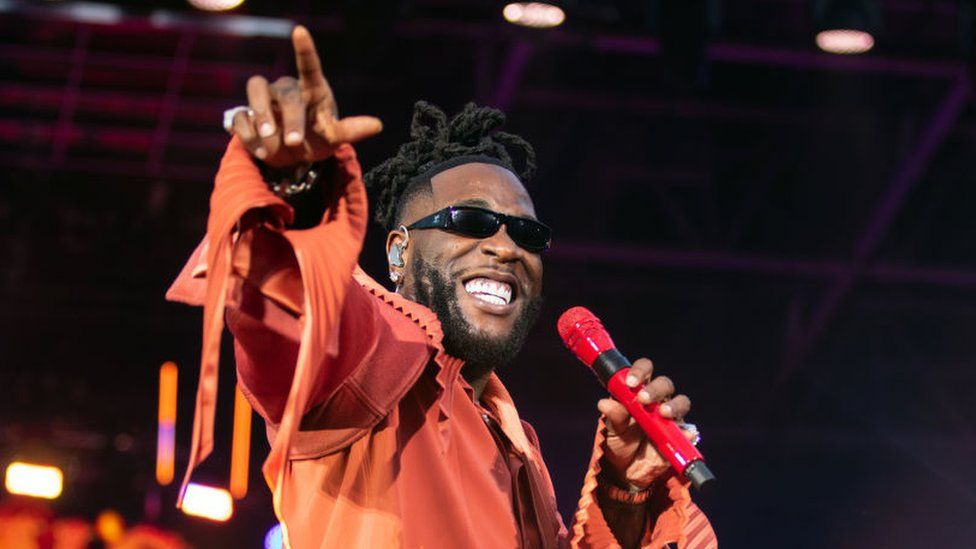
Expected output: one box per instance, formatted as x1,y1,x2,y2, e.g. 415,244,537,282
385,228,408,264
385,227,410,284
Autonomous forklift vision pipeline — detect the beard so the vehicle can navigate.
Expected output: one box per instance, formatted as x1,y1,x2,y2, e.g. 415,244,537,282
410,254,542,379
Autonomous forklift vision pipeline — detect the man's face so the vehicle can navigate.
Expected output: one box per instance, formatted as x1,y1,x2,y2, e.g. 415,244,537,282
393,163,544,368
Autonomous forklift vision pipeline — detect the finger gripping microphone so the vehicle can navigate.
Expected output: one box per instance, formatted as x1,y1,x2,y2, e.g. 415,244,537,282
557,306,715,490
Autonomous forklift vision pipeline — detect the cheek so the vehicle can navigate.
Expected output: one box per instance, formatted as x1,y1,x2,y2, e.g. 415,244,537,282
436,237,482,271
524,258,544,296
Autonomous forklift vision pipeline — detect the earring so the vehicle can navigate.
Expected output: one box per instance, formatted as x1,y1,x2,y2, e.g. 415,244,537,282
390,270,402,284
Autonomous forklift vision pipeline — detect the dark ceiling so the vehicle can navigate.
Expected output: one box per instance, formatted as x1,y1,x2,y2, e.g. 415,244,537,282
2,0,976,547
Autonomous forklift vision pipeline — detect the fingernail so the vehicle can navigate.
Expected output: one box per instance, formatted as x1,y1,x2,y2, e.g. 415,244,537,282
638,390,651,403
626,375,639,388
254,147,267,159
259,122,275,137
286,131,302,144
659,404,672,417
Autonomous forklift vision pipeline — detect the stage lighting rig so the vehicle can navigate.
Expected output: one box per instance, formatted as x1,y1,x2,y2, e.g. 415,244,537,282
813,0,880,54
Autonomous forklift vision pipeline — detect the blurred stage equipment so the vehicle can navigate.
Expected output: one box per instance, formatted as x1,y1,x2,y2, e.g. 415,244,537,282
156,361,178,487
187,0,245,12
229,386,252,499
180,483,234,522
4,462,64,499
813,0,880,54
503,2,565,28
150,11,293,38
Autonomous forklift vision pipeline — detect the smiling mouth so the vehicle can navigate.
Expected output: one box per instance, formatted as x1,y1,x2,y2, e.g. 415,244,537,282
464,277,514,306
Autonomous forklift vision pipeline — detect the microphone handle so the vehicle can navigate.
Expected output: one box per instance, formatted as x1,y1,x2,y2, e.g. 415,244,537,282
595,352,716,490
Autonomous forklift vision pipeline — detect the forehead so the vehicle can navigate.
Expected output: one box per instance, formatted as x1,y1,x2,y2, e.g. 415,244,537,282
428,162,536,218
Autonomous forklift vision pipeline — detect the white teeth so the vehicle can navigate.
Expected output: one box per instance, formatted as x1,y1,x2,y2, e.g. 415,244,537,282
464,277,513,305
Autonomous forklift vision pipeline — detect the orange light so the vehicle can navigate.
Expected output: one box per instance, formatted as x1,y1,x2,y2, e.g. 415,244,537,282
816,29,874,54
156,361,178,486
181,483,233,522
503,2,565,28
229,386,252,499
5,462,63,499
95,510,125,543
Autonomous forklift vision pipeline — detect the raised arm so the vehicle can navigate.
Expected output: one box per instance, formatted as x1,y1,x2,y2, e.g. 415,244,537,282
166,26,382,505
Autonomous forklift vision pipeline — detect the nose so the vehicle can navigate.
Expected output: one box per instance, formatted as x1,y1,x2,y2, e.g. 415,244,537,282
478,224,523,263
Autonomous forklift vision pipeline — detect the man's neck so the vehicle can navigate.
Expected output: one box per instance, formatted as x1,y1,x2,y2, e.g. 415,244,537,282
462,363,493,401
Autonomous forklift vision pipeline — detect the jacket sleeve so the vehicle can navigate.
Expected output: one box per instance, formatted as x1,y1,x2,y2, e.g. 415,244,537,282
569,417,718,549
164,137,373,506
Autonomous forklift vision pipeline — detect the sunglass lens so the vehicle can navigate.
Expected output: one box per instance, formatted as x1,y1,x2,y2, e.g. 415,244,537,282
450,208,500,238
507,218,551,252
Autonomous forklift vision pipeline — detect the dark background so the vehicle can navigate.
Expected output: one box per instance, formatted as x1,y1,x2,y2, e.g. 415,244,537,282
2,0,976,547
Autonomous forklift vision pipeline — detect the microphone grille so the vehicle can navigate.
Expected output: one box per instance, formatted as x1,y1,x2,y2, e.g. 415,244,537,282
557,306,596,343
557,306,615,367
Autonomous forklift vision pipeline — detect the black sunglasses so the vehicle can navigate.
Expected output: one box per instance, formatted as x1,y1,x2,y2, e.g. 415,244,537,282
406,206,552,253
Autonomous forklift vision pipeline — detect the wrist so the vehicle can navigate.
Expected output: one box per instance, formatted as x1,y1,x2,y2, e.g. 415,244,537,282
255,159,325,197
597,467,652,506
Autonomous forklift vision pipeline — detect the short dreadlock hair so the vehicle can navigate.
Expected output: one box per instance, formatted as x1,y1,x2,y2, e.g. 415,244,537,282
364,101,537,231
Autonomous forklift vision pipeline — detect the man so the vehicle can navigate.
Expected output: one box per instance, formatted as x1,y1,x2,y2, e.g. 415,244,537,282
167,26,715,548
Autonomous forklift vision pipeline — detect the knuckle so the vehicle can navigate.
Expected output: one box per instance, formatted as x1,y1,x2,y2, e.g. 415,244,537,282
232,114,253,134
238,130,259,146
273,76,299,89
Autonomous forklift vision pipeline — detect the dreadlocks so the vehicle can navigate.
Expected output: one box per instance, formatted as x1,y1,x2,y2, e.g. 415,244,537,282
364,101,537,231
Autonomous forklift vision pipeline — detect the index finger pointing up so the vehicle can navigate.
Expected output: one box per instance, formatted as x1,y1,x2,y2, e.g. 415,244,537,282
291,25,334,110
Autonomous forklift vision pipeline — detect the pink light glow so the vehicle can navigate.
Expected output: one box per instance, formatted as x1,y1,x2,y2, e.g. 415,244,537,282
816,29,875,55
503,3,565,29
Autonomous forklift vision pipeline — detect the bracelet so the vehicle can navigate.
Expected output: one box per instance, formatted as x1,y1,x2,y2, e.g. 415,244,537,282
601,482,651,505
598,471,652,505
257,160,326,198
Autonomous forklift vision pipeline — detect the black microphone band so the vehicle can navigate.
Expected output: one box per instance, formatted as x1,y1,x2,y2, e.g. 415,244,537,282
592,348,630,385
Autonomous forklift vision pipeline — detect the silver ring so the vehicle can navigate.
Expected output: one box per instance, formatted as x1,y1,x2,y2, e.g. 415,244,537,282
222,106,254,133
678,421,701,447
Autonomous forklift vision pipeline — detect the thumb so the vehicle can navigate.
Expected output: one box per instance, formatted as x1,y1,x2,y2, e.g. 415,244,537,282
597,398,632,436
317,112,383,144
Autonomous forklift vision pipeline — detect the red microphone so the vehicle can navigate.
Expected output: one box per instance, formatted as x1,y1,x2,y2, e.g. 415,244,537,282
558,306,715,490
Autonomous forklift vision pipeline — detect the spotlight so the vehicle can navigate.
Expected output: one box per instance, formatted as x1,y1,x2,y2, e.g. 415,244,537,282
181,483,233,522
4,462,64,499
264,523,283,549
503,2,565,28
815,29,874,54
187,0,245,12
813,0,880,55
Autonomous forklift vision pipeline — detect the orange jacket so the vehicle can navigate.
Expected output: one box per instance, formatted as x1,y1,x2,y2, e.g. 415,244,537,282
167,138,716,548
